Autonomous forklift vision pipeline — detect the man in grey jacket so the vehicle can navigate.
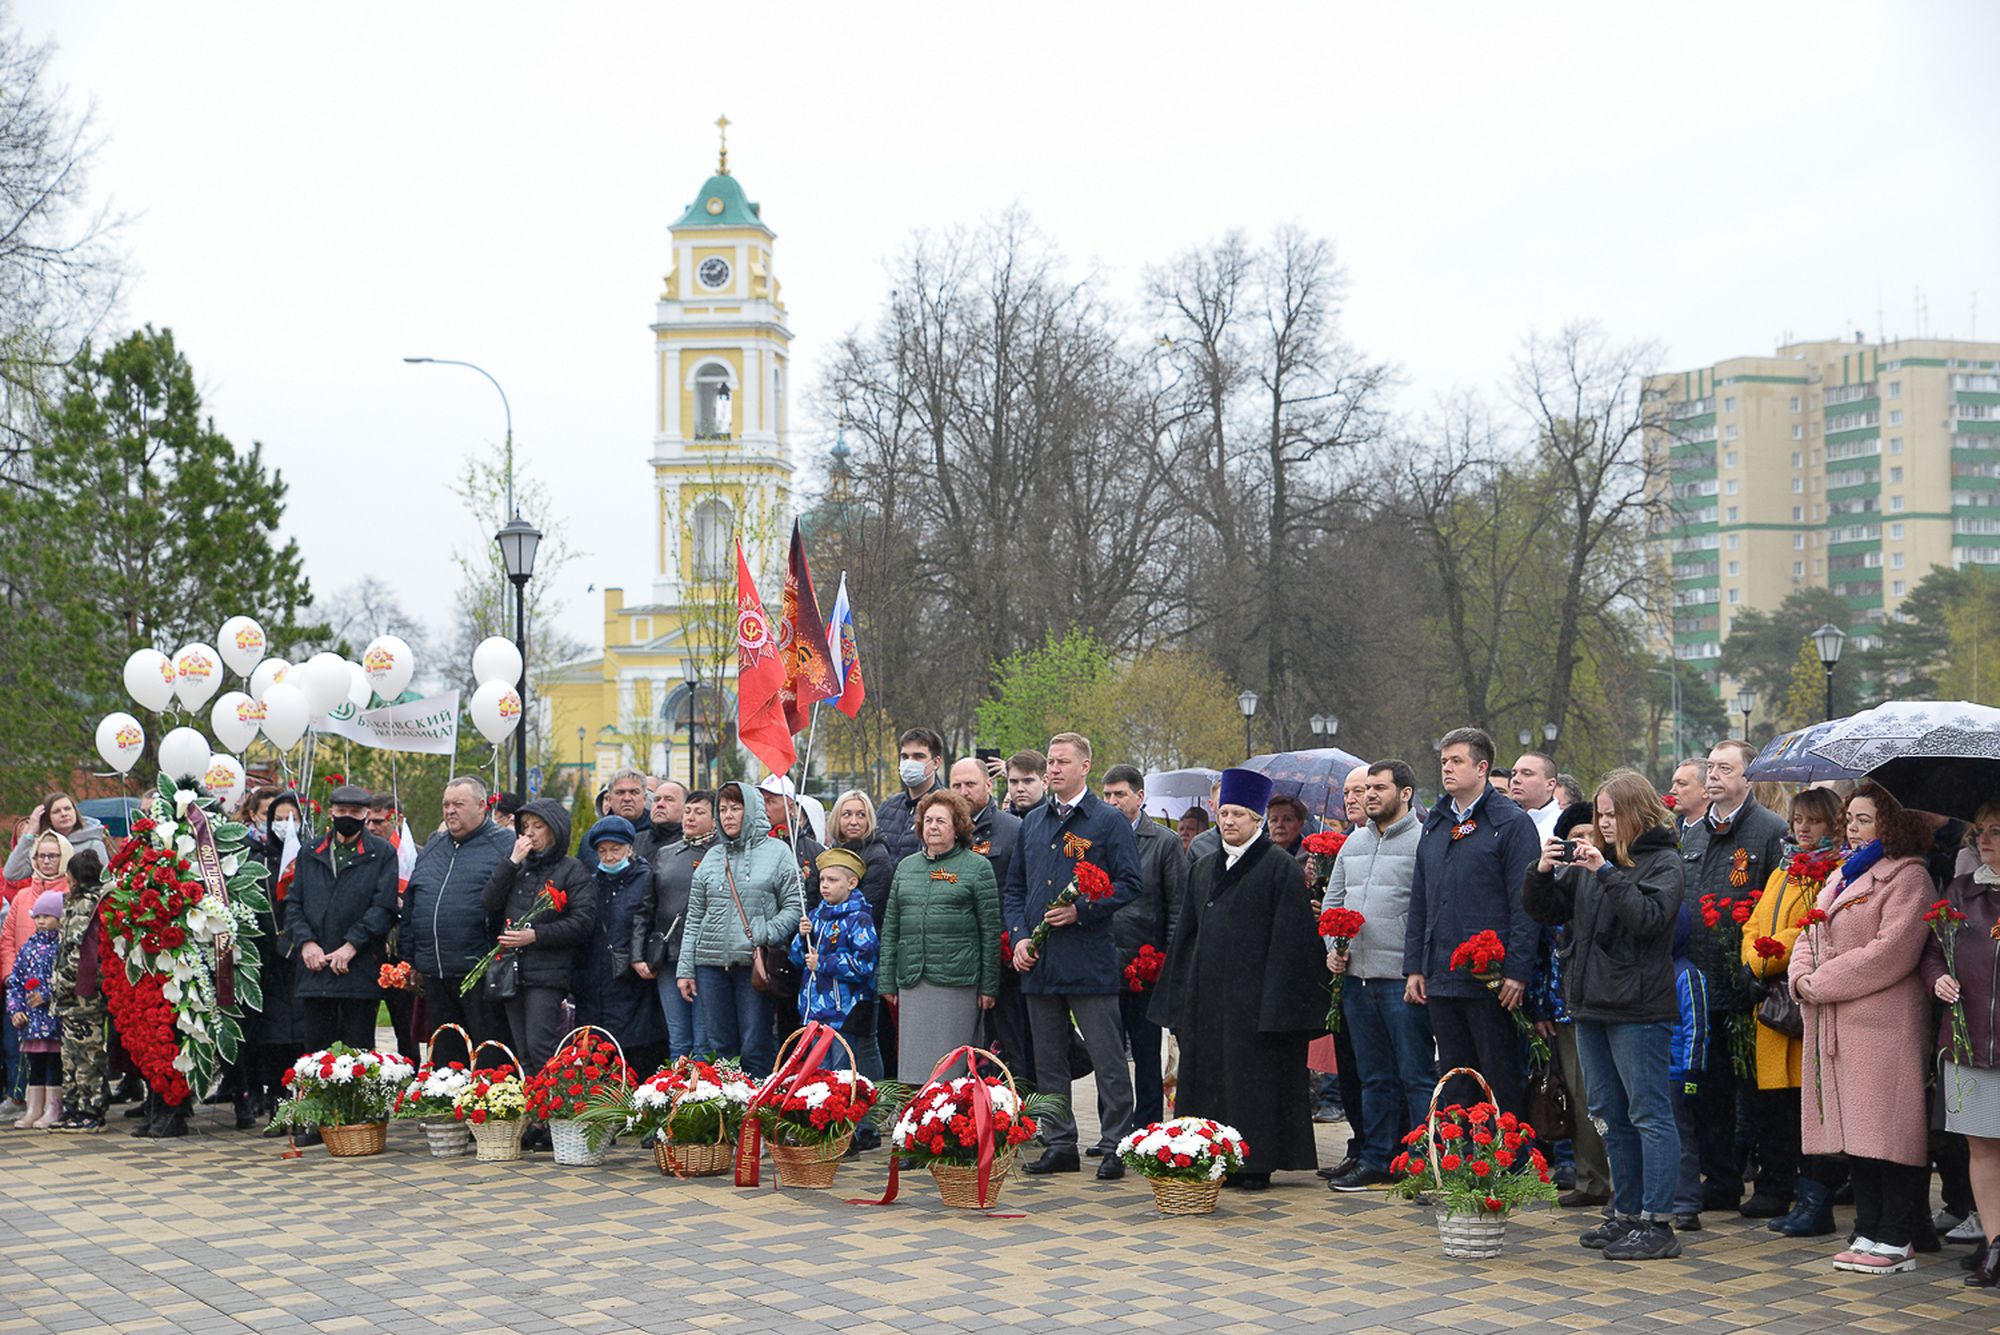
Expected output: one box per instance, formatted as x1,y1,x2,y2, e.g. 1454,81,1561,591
402,775,516,1066
1325,758,1434,1191
1101,766,1186,1131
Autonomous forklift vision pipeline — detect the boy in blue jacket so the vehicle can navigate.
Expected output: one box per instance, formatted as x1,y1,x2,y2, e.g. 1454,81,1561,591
790,848,879,1052
1667,906,1709,1229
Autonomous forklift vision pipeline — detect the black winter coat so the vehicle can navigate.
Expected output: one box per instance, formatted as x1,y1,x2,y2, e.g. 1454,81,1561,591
401,818,515,980
287,830,400,1000
480,799,598,990
572,857,666,1050
642,835,714,973
1680,795,1787,1011
1403,788,1541,998
1522,826,1684,1025
837,834,897,926
876,775,944,864
970,801,1022,894
1000,789,1141,996
1115,816,1187,962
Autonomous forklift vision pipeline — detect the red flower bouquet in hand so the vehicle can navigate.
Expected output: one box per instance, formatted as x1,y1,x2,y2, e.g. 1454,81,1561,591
1302,830,1346,898
1023,859,1114,961
1449,930,1549,1064
1925,897,1973,1110
1318,906,1366,1032
1123,943,1165,993
461,879,569,995
1751,935,1786,962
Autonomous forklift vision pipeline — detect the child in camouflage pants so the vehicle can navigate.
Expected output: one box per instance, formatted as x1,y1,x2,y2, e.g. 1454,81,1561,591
50,848,108,1133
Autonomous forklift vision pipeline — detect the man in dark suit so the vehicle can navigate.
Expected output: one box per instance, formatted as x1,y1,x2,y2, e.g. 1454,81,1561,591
1100,765,1185,1131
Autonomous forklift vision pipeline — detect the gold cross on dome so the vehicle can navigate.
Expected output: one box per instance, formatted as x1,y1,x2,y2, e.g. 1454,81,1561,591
716,114,731,175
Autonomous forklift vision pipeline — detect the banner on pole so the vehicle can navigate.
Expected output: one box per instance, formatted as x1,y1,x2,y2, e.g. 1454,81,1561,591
320,690,461,756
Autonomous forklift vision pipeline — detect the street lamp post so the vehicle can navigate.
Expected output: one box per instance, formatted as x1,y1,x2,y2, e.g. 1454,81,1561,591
1542,721,1559,759
1238,689,1259,760
1325,714,1339,739
1811,624,1848,722
1517,728,1532,749
1733,687,1758,741
680,657,703,789
1309,714,1326,739
495,516,542,798
575,726,584,790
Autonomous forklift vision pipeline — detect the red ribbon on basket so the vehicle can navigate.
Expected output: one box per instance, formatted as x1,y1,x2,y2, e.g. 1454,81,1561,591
734,1021,840,1187
848,1045,1017,1214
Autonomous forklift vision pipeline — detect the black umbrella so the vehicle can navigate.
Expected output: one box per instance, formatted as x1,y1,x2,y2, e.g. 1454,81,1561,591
1862,751,2000,822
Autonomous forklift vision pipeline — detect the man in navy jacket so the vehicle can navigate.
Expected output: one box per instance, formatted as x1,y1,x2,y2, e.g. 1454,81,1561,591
1002,732,1141,1180
1403,727,1540,1115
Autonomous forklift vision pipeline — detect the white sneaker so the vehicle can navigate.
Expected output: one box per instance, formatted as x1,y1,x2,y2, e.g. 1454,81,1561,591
1946,1211,1984,1244
0,1099,24,1120
1934,1207,1967,1233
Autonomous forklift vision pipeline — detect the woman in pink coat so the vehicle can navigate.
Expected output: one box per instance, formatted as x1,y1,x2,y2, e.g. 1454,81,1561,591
1789,781,1935,1275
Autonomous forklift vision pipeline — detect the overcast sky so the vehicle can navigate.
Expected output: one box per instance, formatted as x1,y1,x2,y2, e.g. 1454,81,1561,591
22,0,2000,655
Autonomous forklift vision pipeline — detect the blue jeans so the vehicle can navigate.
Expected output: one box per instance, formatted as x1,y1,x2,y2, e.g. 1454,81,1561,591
695,965,776,1078
1342,976,1437,1171
1574,1019,1680,1219
655,972,699,1061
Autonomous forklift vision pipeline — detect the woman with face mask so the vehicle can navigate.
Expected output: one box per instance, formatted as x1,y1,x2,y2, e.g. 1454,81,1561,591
241,792,306,1134
570,816,669,1076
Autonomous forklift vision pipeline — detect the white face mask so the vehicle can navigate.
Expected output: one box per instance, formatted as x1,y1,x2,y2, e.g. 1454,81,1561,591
899,759,930,787
271,818,299,841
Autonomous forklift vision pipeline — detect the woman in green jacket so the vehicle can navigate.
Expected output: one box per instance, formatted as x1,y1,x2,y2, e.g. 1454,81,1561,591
879,791,1000,1083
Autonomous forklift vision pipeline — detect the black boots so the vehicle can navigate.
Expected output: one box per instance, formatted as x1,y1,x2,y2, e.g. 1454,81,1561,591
1967,1237,2000,1287
131,1096,189,1138
232,1092,258,1131
1770,1178,1836,1237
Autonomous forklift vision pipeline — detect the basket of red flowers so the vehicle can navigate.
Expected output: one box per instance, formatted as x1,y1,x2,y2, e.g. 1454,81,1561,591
888,1047,1050,1209
1391,1066,1559,1257
749,1025,877,1189
527,1026,636,1167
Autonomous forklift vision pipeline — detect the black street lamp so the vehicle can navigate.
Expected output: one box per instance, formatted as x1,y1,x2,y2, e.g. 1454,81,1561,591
495,515,542,797
680,656,703,789
1811,623,1847,722
1238,689,1259,760
575,726,585,791
1542,721,1559,759
1733,687,1758,741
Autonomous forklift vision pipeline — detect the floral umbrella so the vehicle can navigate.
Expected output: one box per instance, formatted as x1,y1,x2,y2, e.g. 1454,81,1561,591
1804,700,2000,774
1243,747,1368,821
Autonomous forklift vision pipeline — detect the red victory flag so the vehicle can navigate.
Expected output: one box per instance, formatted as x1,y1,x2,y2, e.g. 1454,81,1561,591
733,539,795,775
778,521,838,733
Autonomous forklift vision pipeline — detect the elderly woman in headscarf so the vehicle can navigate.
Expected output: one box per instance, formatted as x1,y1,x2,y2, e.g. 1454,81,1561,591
1,830,72,1115
572,815,669,1075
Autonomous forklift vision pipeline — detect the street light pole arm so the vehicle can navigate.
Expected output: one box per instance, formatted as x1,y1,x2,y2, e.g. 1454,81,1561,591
405,356,516,518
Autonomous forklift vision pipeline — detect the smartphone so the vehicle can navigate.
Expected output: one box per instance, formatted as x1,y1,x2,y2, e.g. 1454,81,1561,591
1557,839,1578,863
975,747,1003,764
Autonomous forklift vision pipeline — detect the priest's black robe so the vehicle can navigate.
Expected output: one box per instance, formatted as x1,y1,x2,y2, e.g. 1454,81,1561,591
1149,832,1327,1174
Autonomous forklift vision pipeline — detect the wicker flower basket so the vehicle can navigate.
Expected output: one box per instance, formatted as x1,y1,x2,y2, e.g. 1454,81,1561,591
1424,1066,1513,1258
321,1120,387,1158
769,1133,852,1189
549,1117,613,1167
656,1135,735,1178
931,1156,1014,1209
1148,1176,1224,1216
1437,1209,1509,1258
470,1118,524,1162
421,1120,473,1158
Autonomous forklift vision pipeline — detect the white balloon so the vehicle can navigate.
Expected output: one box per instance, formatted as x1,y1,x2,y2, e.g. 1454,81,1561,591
250,657,291,701
201,754,247,808
158,727,212,783
95,712,146,774
362,634,415,702
299,651,351,717
173,643,224,711
123,649,176,712
345,660,372,711
469,679,523,744
472,636,523,690
217,616,268,677
209,691,263,752
260,681,310,750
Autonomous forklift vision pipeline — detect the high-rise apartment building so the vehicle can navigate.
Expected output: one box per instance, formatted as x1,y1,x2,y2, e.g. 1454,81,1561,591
1650,336,2000,674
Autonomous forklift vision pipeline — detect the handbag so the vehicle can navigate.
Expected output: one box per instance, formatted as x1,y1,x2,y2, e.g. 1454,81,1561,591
1524,1050,1574,1142
643,914,680,975
483,950,521,1001
1755,978,1804,1038
724,854,799,999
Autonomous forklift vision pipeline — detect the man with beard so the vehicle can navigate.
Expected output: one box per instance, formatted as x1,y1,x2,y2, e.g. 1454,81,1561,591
1151,766,1326,1189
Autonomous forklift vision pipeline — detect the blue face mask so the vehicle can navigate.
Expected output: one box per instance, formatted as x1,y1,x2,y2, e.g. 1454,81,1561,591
600,857,630,875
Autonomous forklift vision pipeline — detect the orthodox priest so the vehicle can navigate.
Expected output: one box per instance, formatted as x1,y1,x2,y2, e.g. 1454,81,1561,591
1150,767,1327,1188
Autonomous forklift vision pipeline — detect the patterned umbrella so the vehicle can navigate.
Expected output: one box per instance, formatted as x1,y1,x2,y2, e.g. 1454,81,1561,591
1804,700,2000,774
1745,720,1863,783
1242,747,1369,821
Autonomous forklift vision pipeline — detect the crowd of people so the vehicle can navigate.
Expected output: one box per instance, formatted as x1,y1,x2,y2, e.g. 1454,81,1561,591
3,723,1997,1287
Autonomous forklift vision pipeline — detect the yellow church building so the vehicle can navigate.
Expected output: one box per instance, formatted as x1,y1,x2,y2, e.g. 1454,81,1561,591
542,121,796,792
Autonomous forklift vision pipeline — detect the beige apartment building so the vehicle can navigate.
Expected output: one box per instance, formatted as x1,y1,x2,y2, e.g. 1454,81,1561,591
1652,336,2000,675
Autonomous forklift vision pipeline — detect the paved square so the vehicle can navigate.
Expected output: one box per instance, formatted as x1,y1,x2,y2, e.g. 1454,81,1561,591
0,1089,1993,1334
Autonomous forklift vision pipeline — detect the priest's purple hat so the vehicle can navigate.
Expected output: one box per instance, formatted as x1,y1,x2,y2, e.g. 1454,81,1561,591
1216,767,1273,815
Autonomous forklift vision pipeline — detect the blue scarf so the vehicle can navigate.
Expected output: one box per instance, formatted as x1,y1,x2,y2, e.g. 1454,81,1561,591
1840,838,1885,886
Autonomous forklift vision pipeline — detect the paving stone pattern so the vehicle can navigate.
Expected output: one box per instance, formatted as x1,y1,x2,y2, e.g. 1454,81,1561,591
0,1089,1995,1335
